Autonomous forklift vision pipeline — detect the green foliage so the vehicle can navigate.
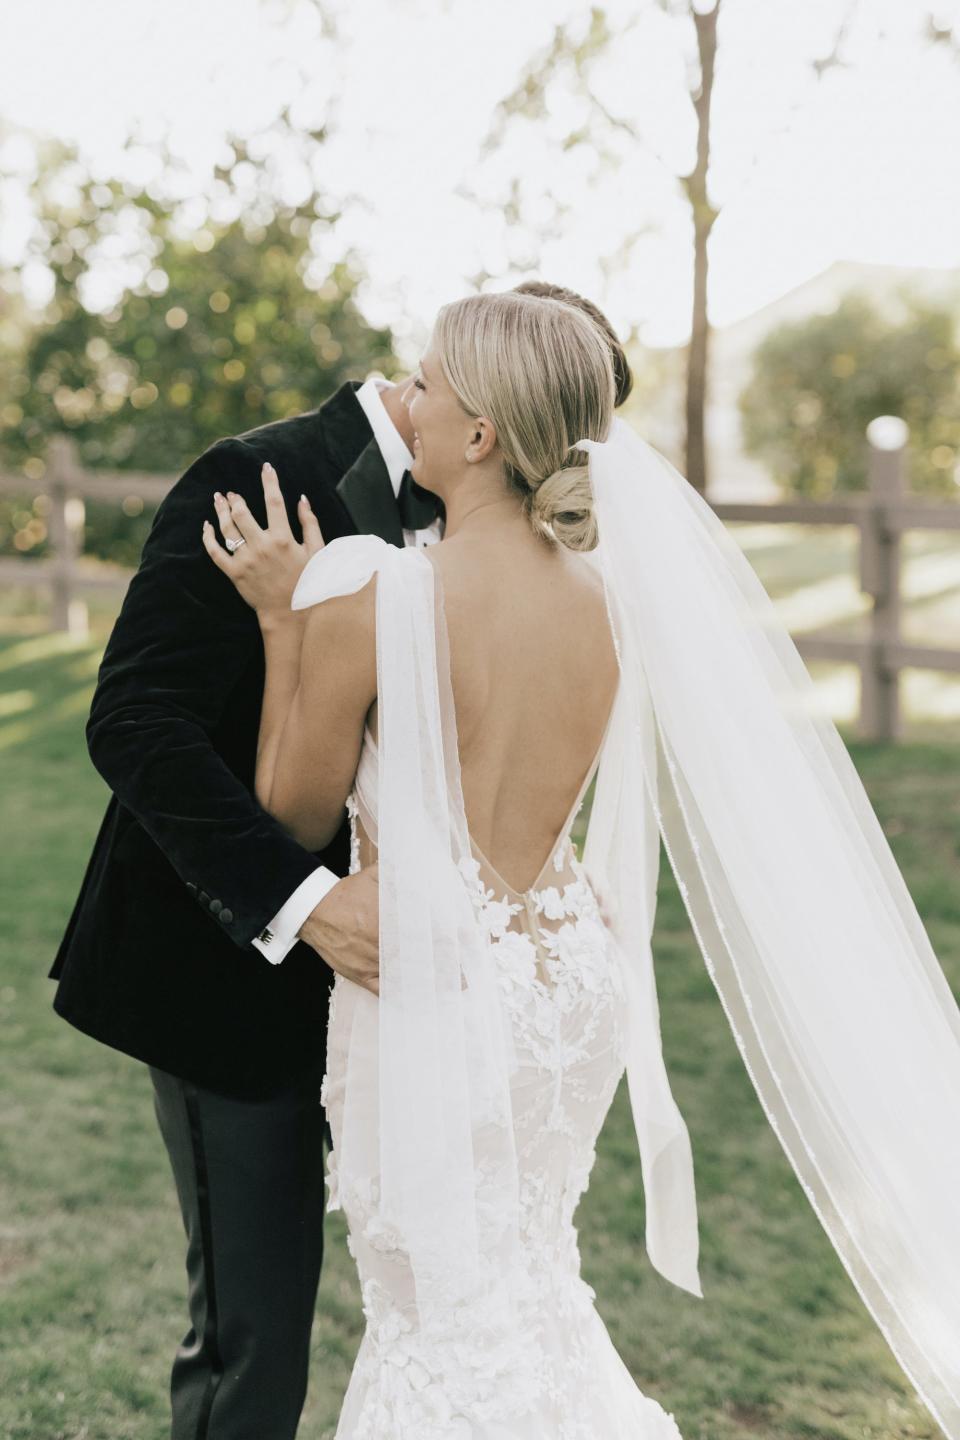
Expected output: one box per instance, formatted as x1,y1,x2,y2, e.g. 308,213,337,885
0,139,398,564
738,291,960,498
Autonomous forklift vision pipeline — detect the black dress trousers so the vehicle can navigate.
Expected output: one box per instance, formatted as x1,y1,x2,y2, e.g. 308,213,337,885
150,1064,329,1440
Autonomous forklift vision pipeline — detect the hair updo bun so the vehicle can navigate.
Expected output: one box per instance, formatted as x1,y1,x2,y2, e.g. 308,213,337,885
432,292,615,552
524,459,598,553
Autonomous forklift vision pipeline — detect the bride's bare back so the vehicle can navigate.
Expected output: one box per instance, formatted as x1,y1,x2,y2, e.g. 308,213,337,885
423,527,619,894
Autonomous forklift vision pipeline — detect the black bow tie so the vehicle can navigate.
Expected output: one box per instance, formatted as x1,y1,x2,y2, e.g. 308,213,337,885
397,470,443,532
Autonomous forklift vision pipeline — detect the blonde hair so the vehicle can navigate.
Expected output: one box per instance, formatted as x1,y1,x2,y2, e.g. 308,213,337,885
432,291,616,551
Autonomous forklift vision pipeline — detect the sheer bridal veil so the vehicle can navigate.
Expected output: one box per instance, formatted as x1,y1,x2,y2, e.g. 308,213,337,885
582,417,960,1437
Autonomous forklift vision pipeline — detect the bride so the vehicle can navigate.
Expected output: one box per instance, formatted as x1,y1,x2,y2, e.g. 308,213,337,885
205,291,960,1439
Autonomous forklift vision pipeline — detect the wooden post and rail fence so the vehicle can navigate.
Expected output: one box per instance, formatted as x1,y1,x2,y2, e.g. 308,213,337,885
0,420,958,742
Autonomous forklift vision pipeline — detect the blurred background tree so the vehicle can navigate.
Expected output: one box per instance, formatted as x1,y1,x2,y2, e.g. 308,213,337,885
474,0,861,495
738,291,960,498
0,128,397,565
476,1,721,493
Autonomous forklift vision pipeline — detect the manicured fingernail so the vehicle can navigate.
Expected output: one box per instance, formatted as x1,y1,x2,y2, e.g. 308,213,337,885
300,493,310,506
214,491,223,501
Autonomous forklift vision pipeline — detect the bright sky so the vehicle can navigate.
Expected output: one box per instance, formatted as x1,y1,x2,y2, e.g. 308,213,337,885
1,0,959,356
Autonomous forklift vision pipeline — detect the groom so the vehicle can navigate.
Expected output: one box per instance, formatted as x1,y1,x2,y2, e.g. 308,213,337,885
49,281,632,1439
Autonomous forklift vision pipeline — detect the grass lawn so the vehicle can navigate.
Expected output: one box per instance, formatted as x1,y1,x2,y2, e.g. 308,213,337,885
0,593,958,1439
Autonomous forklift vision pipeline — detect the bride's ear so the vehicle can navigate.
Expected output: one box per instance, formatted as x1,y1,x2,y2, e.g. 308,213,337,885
465,415,497,465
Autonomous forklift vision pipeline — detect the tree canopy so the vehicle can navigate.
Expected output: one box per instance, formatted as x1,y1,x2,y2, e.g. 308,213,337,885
0,139,397,563
739,292,960,498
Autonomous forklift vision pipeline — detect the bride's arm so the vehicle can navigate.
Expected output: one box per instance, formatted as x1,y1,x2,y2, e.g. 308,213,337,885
259,585,377,849
252,607,306,810
203,464,378,851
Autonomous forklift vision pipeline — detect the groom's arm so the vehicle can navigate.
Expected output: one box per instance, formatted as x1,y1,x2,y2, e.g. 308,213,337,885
251,868,341,962
86,438,335,952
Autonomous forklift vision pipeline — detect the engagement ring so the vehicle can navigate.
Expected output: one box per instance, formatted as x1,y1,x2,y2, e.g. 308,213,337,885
225,537,246,553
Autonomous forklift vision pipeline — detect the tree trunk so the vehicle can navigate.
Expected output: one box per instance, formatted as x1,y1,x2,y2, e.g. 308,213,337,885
680,1,721,495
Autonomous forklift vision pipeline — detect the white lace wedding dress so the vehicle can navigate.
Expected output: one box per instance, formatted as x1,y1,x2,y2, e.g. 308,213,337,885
295,401,960,1440
320,721,684,1438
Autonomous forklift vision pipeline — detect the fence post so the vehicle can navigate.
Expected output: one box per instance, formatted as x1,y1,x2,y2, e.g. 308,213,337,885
859,417,907,742
46,435,88,638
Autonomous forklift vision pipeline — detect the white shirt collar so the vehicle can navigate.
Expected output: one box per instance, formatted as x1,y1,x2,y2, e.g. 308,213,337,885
355,377,414,498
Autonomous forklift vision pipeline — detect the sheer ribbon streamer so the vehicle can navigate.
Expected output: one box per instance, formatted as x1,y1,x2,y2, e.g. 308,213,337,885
293,538,523,1341
581,418,960,1437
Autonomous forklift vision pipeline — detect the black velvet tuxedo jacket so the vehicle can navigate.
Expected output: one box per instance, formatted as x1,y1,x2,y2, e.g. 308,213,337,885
50,381,410,1100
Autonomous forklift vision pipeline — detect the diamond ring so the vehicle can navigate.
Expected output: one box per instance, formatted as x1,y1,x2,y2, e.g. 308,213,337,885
225,536,247,553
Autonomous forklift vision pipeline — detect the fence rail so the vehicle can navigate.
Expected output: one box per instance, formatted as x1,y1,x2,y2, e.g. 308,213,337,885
1,427,959,742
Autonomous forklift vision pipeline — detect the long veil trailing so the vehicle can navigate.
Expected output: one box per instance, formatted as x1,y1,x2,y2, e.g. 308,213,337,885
582,417,960,1437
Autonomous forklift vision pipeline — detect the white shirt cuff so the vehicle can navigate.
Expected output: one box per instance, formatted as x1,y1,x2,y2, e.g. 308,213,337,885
252,866,341,964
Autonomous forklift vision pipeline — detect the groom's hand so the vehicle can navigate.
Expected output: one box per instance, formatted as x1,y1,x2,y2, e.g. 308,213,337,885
299,866,380,995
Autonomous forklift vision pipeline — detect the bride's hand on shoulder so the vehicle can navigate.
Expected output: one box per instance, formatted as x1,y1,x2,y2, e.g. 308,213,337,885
201,462,324,625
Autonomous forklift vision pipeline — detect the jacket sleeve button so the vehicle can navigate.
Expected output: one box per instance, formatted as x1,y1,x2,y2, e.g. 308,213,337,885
199,891,210,907
219,908,233,924
209,898,223,916
186,882,197,895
